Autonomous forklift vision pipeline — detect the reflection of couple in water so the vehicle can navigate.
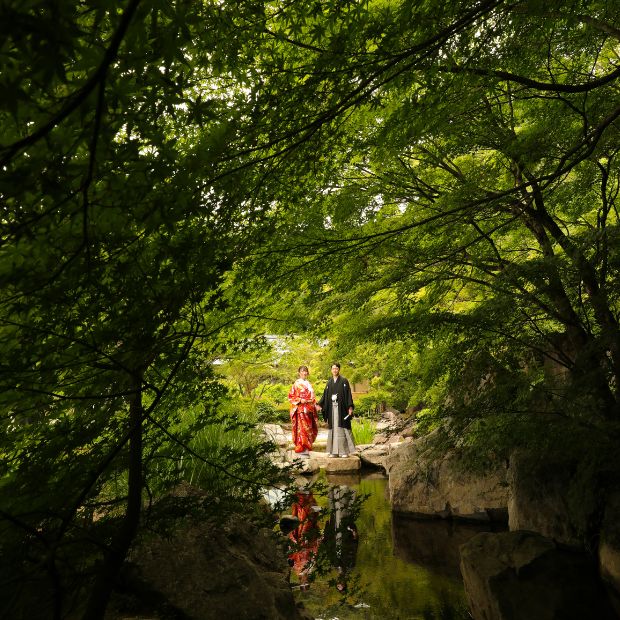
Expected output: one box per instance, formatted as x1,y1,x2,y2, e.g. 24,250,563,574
325,485,359,592
286,485,359,594
287,491,321,591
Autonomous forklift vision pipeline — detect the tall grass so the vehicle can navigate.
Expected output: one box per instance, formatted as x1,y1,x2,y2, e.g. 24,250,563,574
352,417,376,445
181,400,277,505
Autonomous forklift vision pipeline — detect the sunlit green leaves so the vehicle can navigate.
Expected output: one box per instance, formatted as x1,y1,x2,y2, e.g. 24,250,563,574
228,0,620,467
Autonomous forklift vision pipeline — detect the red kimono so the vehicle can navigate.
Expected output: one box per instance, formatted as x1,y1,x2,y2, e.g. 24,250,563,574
288,378,318,453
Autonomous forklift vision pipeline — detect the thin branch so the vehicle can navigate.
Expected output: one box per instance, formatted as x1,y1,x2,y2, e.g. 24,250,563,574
438,63,620,92
82,78,107,271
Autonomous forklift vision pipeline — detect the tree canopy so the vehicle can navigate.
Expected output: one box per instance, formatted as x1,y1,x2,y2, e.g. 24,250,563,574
2,0,620,617
237,0,620,444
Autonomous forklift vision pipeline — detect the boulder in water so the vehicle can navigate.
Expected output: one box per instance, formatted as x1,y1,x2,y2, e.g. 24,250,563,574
386,434,508,521
460,530,617,620
112,513,306,620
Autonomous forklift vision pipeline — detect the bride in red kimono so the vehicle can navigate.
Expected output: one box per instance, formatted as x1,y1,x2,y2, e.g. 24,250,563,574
288,365,318,457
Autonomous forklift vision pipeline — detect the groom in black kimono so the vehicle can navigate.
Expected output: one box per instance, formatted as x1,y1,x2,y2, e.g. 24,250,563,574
317,363,356,457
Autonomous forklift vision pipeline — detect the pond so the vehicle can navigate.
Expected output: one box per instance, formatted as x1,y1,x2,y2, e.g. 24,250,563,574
287,471,503,620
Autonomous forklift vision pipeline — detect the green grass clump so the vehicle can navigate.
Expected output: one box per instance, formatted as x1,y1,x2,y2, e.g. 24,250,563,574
352,417,376,445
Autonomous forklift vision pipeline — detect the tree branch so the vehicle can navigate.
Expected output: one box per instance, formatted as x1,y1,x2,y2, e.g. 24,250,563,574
0,0,142,167
438,63,620,93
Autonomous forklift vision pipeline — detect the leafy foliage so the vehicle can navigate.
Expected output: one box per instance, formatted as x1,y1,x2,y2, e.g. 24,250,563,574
351,417,377,445
0,1,282,617
235,0,620,459
3,0,620,617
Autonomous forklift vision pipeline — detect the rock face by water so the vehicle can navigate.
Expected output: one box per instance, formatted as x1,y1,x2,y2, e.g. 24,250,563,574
357,442,410,469
113,514,307,620
600,491,620,614
508,448,620,609
460,530,618,620
385,435,508,521
356,443,389,468
507,450,589,548
392,516,503,579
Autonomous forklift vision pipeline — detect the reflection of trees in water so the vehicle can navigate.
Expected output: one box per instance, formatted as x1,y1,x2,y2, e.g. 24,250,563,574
392,515,506,579
347,478,470,618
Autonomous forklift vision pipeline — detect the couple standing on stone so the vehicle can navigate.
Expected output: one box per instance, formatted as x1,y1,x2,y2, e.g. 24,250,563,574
287,363,356,458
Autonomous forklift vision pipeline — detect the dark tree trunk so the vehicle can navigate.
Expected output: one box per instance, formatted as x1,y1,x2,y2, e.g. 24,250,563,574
513,167,620,417
82,375,143,619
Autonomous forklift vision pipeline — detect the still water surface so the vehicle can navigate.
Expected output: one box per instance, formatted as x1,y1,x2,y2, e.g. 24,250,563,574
290,472,496,620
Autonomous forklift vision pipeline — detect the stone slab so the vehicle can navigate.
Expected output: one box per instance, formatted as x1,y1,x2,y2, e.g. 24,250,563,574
261,423,290,447
325,455,361,473
357,444,389,469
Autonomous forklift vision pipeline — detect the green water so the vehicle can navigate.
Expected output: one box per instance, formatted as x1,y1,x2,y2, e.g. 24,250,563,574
291,473,477,620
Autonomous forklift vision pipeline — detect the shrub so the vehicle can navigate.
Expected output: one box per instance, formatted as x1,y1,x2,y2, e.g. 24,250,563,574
255,399,290,423
355,390,392,417
255,400,276,421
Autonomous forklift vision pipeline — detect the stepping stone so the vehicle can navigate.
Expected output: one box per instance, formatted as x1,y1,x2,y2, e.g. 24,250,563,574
288,455,320,475
357,444,389,469
325,455,361,473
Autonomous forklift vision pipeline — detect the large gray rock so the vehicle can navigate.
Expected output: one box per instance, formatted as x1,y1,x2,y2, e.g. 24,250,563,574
460,530,617,620
600,491,620,614
386,436,508,521
115,514,305,620
508,450,589,548
262,423,291,447
357,443,389,469
508,450,588,547
286,453,320,475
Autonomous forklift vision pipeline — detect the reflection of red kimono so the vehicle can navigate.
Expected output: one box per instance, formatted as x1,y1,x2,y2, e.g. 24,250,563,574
288,492,320,579
288,379,318,453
